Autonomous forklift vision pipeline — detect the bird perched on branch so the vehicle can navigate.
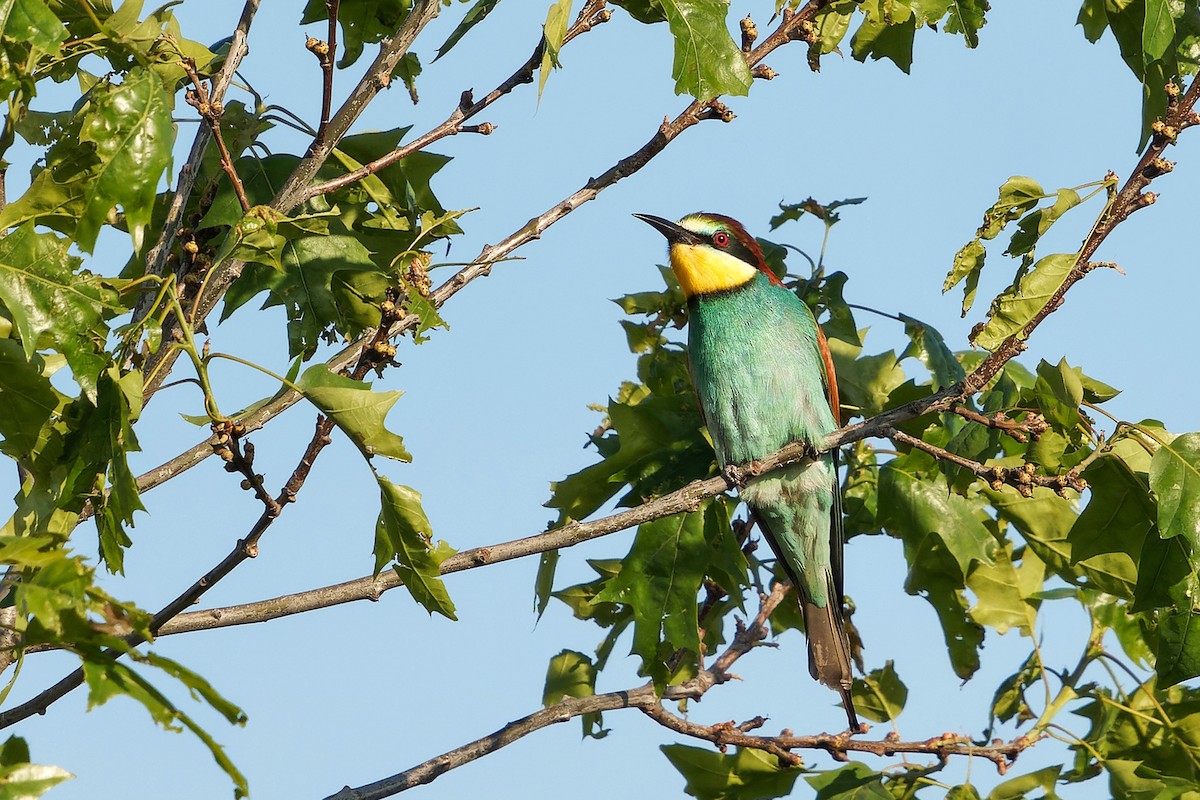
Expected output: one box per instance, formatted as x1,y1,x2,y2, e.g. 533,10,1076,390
634,211,859,731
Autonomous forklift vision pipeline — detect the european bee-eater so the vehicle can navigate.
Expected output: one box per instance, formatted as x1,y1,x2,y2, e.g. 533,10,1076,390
635,211,859,730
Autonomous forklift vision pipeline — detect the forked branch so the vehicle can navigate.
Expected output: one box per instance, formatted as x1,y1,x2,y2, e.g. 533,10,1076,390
323,585,1038,799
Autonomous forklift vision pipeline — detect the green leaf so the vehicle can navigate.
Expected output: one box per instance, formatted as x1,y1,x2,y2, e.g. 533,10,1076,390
946,786,983,800
988,486,1079,579
898,313,964,390
375,477,457,620
985,766,1060,800
224,231,385,359
0,339,57,457
1144,0,1177,63
0,224,126,401
296,365,411,462
81,659,248,798
1157,608,1200,686
769,196,867,230
661,0,753,99
545,349,713,524
1150,432,1200,549
1081,372,1121,403
542,649,604,737
0,758,74,799
91,368,146,574
140,652,247,727
219,205,334,274
534,548,560,618
594,509,708,688
966,542,1043,636
551,559,628,628
1068,455,1156,599
1034,357,1085,434
200,154,299,229
947,240,986,316
1077,0,1107,42
879,461,989,677
1133,528,1191,612
971,252,1077,351
827,338,906,420
72,68,174,253
979,176,1047,240
662,744,804,800
538,0,571,102
880,464,994,580
945,176,1046,314
0,0,68,52
543,649,596,705
812,0,857,58
1006,188,1082,260
805,762,891,800
812,271,861,347
988,653,1040,729
434,0,500,60
850,660,908,723
851,0,917,72
944,0,989,48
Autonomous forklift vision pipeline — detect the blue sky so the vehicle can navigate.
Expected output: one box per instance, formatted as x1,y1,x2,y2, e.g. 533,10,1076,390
5,1,1199,798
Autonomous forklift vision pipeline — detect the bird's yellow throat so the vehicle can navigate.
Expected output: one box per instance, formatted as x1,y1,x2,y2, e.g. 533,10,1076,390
668,243,759,298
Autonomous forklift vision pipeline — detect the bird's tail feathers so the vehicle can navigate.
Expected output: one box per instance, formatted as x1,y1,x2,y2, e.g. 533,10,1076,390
801,574,860,731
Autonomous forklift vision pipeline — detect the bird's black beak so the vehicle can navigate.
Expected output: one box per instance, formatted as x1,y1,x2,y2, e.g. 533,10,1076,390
633,213,704,245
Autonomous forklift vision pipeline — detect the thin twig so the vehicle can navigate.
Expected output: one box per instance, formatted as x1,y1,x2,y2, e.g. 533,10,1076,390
300,0,611,203
884,427,1087,497
133,0,259,324
182,59,249,213
952,405,1047,445
316,0,341,144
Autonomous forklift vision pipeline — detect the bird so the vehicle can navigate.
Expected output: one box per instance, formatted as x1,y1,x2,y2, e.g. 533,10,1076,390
634,211,859,730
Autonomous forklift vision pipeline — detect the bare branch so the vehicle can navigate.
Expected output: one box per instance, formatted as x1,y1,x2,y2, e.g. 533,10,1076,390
182,59,249,213
315,0,341,144
300,0,611,204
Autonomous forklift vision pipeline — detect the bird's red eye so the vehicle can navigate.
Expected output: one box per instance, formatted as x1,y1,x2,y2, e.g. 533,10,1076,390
713,232,729,247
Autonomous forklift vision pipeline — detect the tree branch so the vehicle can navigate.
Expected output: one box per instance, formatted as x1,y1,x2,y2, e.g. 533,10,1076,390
315,0,341,145
322,584,1039,799
952,405,1047,444
299,0,611,204
133,0,259,324
141,0,442,401
884,427,1087,497
0,306,411,725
